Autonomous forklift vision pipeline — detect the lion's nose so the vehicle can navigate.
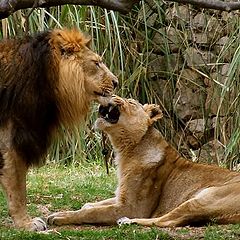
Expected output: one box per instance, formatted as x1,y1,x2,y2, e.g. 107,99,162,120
112,78,118,89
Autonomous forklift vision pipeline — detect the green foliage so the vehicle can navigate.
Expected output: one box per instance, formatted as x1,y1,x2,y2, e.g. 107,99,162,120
0,1,239,166
0,226,171,240
1,165,240,239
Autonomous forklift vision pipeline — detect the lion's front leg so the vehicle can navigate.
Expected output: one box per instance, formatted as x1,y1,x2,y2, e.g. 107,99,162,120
48,203,128,226
0,150,47,231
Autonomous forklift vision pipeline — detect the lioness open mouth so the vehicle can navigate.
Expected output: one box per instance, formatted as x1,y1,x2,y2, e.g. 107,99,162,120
98,104,120,123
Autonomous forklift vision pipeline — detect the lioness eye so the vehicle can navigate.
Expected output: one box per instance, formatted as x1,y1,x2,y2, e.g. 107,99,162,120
129,101,136,106
95,62,100,68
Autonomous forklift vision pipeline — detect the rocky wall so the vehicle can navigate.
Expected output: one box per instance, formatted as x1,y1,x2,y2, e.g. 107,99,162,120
141,2,240,166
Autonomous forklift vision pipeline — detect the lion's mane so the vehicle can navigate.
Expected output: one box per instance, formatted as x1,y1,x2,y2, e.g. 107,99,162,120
0,29,91,166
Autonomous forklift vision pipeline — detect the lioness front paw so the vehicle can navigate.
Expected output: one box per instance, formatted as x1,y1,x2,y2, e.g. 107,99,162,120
117,217,133,226
111,95,125,106
48,211,73,226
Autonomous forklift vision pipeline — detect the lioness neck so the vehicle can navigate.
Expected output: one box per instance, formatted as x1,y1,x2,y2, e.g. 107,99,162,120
113,127,166,164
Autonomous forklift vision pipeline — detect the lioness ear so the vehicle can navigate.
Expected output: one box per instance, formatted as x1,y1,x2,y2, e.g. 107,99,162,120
143,104,163,125
85,37,92,48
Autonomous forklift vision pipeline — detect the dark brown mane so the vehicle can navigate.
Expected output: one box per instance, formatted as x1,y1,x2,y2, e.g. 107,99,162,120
0,31,60,166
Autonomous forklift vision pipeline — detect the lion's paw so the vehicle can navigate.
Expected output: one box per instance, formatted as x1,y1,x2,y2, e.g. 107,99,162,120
29,217,47,231
117,217,133,226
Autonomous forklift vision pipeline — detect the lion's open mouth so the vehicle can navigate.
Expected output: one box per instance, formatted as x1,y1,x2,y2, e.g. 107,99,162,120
98,104,120,123
94,91,105,97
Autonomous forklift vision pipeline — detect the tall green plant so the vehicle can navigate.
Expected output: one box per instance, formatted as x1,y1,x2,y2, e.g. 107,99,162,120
1,3,239,167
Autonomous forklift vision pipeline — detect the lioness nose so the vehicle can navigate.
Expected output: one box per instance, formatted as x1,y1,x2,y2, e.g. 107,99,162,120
112,78,118,89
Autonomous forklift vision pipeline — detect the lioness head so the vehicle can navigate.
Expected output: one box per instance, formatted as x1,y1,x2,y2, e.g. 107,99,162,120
95,96,163,146
48,28,118,124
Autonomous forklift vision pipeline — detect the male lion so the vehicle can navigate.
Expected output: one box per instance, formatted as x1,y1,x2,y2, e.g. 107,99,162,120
0,28,118,231
48,96,240,227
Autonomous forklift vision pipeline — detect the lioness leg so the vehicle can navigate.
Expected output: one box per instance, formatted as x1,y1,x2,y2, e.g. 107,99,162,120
0,150,46,231
81,197,116,209
48,203,129,226
118,198,203,227
119,184,240,227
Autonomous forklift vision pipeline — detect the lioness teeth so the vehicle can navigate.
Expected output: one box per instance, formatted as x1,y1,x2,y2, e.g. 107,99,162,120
109,105,114,112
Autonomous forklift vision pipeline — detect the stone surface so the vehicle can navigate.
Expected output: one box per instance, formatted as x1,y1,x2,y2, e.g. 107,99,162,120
140,4,238,165
173,87,206,120
184,47,216,68
193,140,225,165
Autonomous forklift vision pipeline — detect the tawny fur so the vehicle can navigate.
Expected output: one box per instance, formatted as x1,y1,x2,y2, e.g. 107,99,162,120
48,96,240,227
0,28,117,231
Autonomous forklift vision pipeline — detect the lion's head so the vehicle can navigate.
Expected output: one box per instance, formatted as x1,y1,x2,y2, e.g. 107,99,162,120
49,28,118,125
95,96,163,147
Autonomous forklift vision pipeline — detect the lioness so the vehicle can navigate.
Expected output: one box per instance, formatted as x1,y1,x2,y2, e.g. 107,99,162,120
0,28,117,231
48,96,240,227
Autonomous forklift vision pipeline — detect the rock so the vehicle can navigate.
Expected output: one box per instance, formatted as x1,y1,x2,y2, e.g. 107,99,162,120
221,63,230,77
211,116,232,144
193,33,208,46
173,69,207,120
206,16,219,33
204,64,235,116
167,27,185,52
147,13,158,27
173,87,206,120
151,79,175,110
193,139,225,165
186,118,213,149
204,63,230,87
192,13,206,31
221,11,237,35
187,119,207,134
166,5,190,25
153,27,184,53
214,36,235,62
191,13,223,43
177,69,205,90
205,85,235,116
184,47,216,68
147,53,183,79
186,135,201,150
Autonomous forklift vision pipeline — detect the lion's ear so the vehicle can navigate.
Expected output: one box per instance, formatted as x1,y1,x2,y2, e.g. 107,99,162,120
52,28,91,55
143,104,163,125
